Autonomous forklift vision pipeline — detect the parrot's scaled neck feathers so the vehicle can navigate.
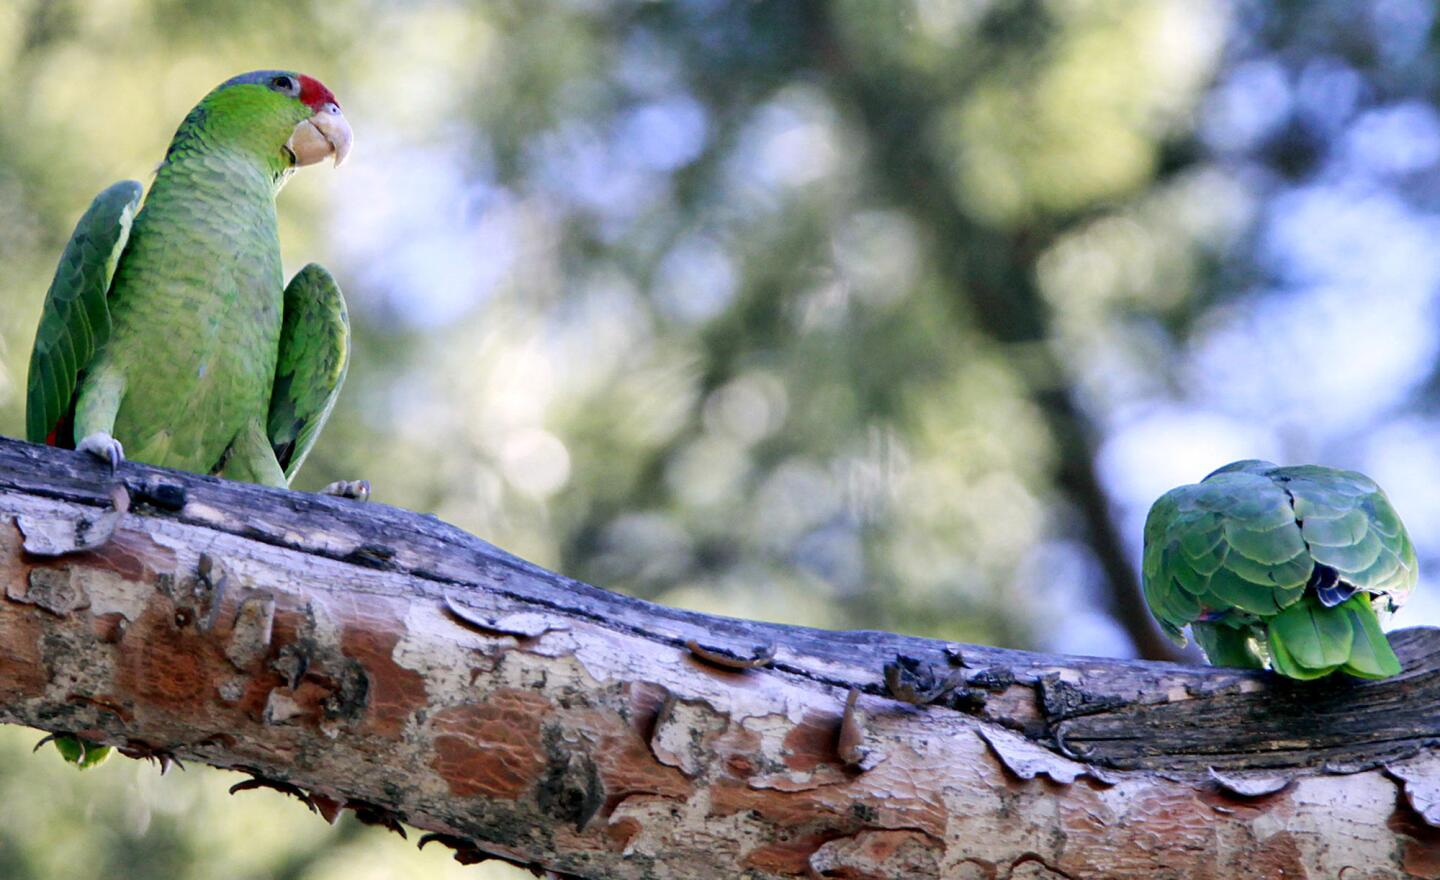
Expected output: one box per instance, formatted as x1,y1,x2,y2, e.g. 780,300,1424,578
160,82,313,189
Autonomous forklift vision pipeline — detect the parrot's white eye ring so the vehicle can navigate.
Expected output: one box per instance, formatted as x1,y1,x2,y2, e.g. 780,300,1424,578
270,75,299,96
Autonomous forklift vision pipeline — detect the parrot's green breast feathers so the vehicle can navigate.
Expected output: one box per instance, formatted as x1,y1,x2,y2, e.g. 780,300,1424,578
1143,461,1416,680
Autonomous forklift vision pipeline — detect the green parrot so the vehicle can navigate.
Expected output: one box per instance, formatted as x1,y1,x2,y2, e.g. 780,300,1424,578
25,70,363,764
28,70,362,492
1143,460,1417,680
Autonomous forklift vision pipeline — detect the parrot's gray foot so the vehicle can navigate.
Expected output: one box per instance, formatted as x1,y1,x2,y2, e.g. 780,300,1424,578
77,431,125,470
321,479,370,502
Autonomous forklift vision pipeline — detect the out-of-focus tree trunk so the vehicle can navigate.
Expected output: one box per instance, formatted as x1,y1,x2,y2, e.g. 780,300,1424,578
801,0,1184,661
0,437,1435,879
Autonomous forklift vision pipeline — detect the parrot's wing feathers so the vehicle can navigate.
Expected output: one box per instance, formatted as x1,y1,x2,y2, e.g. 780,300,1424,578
25,181,144,444
1142,491,1199,642
1310,528,1384,577
1298,507,1369,546
267,263,350,480
1362,492,1406,538
1207,568,1295,615
1286,469,1418,601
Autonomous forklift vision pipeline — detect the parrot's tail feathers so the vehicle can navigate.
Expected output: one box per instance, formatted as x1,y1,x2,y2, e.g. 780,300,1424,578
1339,595,1403,679
1266,595,1402,680
1267,596,1353,679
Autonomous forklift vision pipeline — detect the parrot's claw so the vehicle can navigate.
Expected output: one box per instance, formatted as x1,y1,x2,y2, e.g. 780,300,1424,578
321,479,370,502
77,432,125,470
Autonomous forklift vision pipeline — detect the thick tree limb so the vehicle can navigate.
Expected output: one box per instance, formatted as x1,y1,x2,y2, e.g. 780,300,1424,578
0,436,1438,879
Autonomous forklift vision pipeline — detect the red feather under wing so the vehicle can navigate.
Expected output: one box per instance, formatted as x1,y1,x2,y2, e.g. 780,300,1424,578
46,404,76,449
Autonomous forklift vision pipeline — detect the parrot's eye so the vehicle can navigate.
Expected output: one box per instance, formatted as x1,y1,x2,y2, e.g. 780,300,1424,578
270,75,299,96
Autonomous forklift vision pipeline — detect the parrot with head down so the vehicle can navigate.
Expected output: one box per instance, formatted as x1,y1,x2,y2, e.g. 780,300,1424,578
1143,460,1417,681
25,70,364,764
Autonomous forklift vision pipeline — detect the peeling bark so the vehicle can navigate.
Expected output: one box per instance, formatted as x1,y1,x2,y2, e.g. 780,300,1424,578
0,436,1438,879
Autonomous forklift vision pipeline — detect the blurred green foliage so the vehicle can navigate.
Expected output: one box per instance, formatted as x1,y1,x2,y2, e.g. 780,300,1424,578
3,0,1438,875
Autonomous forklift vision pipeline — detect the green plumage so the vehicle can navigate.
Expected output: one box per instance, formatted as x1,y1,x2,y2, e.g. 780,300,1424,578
50,736,112,770
26,181,141,446
1143,460,1417,680
26,71,349,489
268,264,350,481
24,71,351,768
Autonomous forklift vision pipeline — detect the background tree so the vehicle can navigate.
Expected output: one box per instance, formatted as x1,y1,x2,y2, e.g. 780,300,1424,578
1,0,1437,876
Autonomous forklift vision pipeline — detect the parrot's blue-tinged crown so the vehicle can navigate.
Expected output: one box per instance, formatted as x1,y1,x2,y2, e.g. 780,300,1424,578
215,70,338,111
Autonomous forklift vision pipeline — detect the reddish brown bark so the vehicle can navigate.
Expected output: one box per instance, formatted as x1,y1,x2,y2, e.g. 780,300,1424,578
0,437,1437,879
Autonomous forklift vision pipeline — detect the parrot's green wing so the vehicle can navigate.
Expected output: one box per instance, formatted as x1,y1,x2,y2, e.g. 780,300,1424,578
1278,466,1418,608
266,263,350,480
1141,489,1194,643
25,181,144,445
1142,470,1312,647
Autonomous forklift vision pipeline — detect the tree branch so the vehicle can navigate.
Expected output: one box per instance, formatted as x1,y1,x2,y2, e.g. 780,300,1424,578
0,435,1437,878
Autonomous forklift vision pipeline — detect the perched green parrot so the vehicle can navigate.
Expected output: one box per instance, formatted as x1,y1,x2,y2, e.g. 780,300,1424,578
1143,460,1417,680
25,70,362,765
28,70,361,492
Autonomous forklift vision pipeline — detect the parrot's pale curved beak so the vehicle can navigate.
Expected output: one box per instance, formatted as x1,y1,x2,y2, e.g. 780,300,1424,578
286,104,352,168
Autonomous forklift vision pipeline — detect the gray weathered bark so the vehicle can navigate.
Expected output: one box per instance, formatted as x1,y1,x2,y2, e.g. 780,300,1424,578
0,435,1437,879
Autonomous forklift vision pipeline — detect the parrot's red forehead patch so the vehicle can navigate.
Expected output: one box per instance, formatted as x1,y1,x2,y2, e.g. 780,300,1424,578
297,75,338,110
